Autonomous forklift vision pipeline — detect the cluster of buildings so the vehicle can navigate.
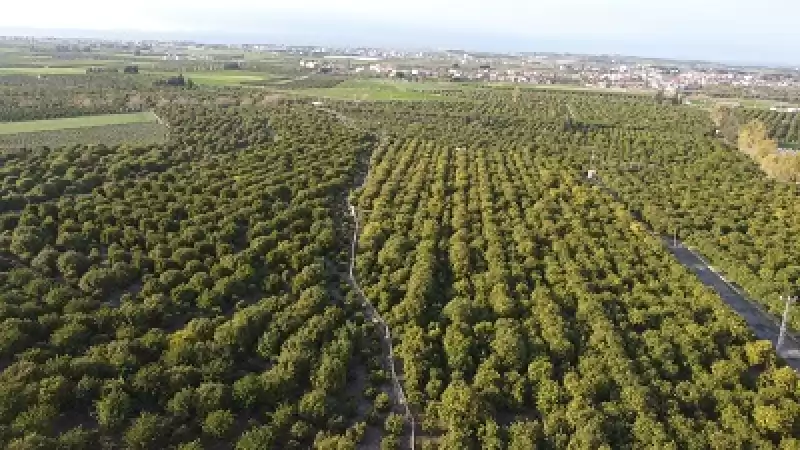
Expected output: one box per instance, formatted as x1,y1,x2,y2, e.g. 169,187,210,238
301,54,800,93
292,46,800,93
635,67,800,92
5,36,800,94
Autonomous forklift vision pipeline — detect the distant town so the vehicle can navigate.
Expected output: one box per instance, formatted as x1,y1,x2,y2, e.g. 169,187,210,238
293,47,800,101
3,35,800,103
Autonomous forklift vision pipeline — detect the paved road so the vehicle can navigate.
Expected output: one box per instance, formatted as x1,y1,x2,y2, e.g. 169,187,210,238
589,175,800,370
663,238,800,370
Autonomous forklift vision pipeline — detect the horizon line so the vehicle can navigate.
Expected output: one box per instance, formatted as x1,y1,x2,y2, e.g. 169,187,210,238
1,26,797,69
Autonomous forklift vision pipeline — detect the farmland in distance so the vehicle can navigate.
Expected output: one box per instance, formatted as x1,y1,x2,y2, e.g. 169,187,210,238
0,122,168,148
0,112,160,135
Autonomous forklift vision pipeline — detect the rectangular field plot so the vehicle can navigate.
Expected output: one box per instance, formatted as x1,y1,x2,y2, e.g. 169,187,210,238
293,79,454,101
147,70,280,86
0,67,88,75
0,122,168,148
0,112,158,135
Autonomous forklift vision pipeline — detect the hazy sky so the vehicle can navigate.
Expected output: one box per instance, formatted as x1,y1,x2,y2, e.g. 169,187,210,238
2,0,798,65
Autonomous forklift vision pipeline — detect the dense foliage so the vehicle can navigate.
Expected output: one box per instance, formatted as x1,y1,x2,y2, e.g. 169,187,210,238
738,108,800,144
701,85,800,103
0,101,401,448
0,74,283,123
737,120,800,181
599,129,800,330
330,89,800,336
342,90,800,448
268,76,349,90
0,122,168,149
2,78,800,449
523,94,800,332
0,75,149,121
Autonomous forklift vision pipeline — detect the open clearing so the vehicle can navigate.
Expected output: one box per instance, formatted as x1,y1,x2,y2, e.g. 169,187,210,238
0,112,158,135
293,78,655,100
0,67,88,75
147,70,280,86
488,82,654,94
687,95,800,110
0,122,168,148
293,79,456,101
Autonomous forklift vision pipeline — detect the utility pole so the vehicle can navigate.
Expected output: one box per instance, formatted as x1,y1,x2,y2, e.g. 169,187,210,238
778,295,797,352
583,146,598,179
673,227,678,247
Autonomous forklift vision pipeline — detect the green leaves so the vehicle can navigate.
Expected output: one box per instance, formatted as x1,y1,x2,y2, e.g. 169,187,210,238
2,81,800,449
10,226,47,259
94,387,131,431
202,410,235,439
123,412,166,450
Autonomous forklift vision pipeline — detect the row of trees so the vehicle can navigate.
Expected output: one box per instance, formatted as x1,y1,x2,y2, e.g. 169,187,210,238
738,120,800,181
714,105,800,180
0,73,295,124
0,101,399,448
738,107,800,144
0,122,169,150
702,85,800,103
3,76,800,448
572,101,800,332
0,74,149,122
354,136,800,448
331,89,800,448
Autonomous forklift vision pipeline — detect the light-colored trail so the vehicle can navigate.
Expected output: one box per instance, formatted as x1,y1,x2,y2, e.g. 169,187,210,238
316,103,416,449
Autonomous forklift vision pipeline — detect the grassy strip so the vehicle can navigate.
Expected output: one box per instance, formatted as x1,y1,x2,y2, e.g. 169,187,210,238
0,67,88,75
146,70,279,86
293,78,654,100
0,112,157,135
291,79,457,101
0,122,168,148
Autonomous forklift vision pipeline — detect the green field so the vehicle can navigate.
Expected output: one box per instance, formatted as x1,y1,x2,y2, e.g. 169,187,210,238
487,82,654,94
686,95,800,110
0,112,158,135
147,70,280,86
739,98,800,109
293,79,457,101
365,79,472,91
291,78,656,101
0,67,281,84
0,122,168,149
0,67,88,75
